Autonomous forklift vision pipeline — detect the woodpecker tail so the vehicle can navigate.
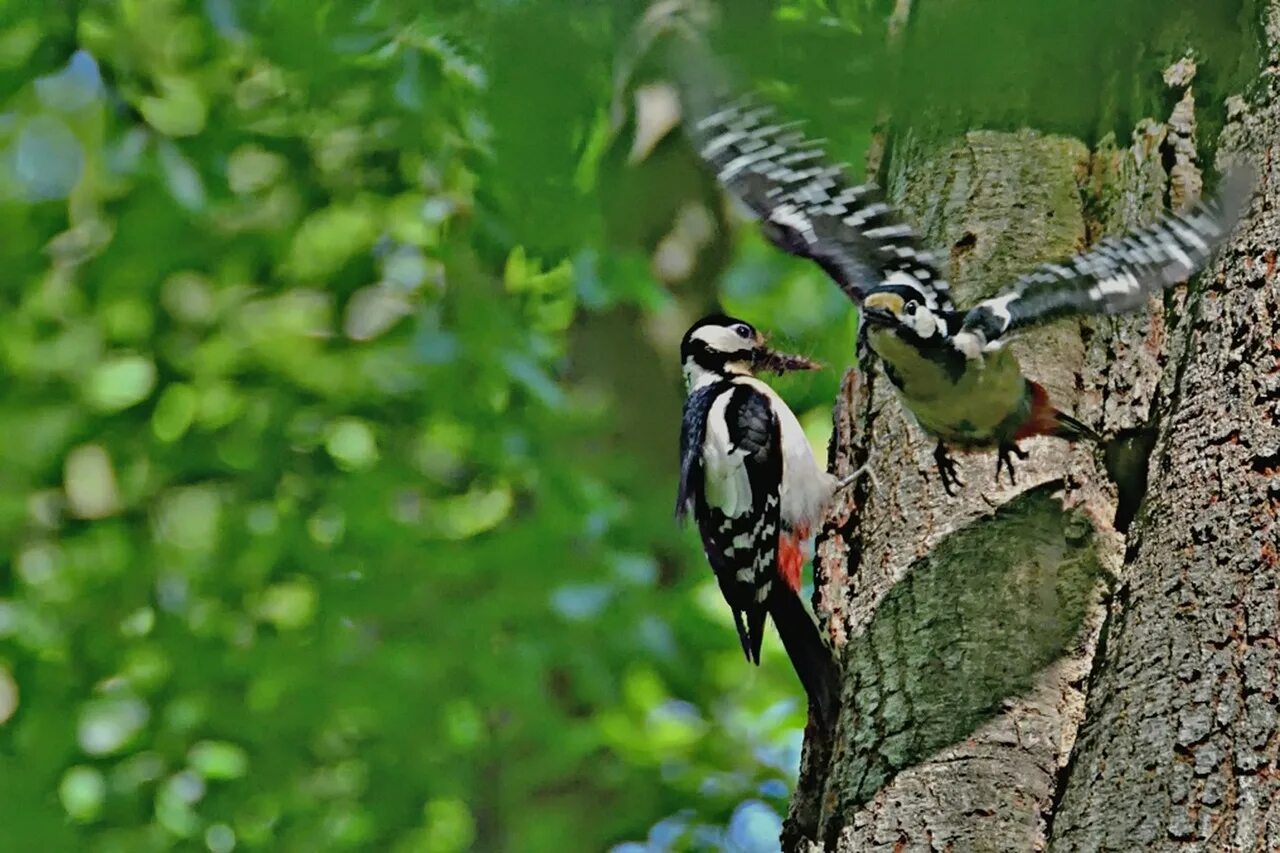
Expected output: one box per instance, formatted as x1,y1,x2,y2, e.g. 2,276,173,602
768,586,841,731
1051,408,1103,444
1016,380,1102,444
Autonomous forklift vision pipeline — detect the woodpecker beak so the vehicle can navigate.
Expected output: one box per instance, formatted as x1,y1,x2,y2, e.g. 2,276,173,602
861,306,898,328
862,291,905,329
753,346,822,374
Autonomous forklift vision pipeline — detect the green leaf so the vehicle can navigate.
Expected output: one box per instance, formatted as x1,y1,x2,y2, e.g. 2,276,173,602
189,741,250,780
325,418,379,471
257,579,317,631
138,77,208,137
152,384,198,442
284,201,381,281
84,355,157,412
59,766,106,822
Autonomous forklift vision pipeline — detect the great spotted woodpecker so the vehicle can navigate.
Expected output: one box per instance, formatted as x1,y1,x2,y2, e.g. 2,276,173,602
676,314,860,728
689,100,1252,494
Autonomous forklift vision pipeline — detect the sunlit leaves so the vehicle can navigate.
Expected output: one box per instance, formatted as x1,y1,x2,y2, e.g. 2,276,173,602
0,3,811,851
139,77,207,137
227,144,287,195
59,766,107,823
325,418,379,471
416,799,476,853
428,484,513,541
78,694,150,756
189,741,249,780
152,383,198,442
285,201,381,281
504,246,577,334
85,354,156,412
154,486,222,552
63,444,121,519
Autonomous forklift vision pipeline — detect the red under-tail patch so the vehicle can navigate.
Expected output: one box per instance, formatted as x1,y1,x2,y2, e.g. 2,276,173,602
1014,380,1065,440
777,523,811,593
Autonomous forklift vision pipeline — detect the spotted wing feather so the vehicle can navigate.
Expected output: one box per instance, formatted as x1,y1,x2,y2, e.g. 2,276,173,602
960,167,1254,349
689,99,954,311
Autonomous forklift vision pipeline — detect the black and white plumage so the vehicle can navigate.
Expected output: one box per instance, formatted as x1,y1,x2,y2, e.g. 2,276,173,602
950,172,1253,358
688,98,1252,492
689,100,955,313
676,315,853,728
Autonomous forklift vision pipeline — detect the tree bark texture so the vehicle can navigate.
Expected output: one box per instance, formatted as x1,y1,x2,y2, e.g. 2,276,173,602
789,5,1279,852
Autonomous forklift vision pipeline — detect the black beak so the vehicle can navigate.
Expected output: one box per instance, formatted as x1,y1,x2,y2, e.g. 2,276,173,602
861,306,898,328
753,346,822,374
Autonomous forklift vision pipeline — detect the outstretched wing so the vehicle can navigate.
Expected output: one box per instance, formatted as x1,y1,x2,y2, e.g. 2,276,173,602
691,383,783,664
958,167,1254,352
688,99,954,312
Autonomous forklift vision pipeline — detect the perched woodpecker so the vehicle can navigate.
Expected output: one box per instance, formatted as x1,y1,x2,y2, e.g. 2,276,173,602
676,314,858,728
688,99,1252,493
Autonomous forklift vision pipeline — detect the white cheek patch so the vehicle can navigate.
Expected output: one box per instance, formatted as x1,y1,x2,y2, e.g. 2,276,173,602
911,309,937,338
684,359,718,390
692,325,753,356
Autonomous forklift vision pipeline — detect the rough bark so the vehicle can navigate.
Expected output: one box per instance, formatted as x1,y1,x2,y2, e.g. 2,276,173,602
1048,9,1280,851
790,126,1119,853
788,6,1277,852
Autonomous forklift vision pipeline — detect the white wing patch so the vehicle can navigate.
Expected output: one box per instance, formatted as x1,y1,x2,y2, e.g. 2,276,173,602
702,393,754,518
1086,270,1141,301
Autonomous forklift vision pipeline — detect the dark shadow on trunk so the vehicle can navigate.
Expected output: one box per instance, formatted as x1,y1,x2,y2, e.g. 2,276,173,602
821,485,1102,826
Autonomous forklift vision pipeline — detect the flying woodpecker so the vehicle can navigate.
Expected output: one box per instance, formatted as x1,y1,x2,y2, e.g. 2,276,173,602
688,99,1252,494
676,314,859,729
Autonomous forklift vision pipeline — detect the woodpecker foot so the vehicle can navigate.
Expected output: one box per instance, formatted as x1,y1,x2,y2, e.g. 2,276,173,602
835,461,876,493
933,441,963,497
995,442,1029,485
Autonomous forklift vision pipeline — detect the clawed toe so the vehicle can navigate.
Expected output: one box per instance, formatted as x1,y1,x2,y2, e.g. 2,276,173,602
995,442,1029,486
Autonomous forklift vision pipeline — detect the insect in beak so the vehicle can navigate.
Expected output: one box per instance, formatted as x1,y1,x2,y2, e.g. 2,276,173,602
753,345,822,374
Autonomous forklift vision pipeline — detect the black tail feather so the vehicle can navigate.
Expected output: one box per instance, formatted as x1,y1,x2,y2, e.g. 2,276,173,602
1053,409,1103,444
767,587,841,731
732,606,767,665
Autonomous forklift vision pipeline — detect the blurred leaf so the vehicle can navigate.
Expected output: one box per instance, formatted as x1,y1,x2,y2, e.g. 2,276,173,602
189,741,250,780
59,766,106,823
84,355,156,412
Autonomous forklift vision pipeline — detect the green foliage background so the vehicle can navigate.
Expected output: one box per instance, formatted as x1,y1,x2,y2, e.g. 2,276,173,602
0,1,1256,851
0,2,864,851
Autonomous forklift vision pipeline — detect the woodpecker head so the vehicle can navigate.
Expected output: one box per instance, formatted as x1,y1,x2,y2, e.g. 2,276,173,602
680,314,820,388
861,285,951,341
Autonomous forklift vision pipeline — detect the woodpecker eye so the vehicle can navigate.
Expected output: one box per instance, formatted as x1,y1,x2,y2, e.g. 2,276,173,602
732,323,753,339
904,300,918,316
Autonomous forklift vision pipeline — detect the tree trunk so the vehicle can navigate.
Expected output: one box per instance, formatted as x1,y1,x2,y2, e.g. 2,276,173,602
789,5,1278,851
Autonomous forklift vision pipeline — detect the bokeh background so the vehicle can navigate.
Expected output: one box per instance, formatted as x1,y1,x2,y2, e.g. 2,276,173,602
0,1,1255,851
